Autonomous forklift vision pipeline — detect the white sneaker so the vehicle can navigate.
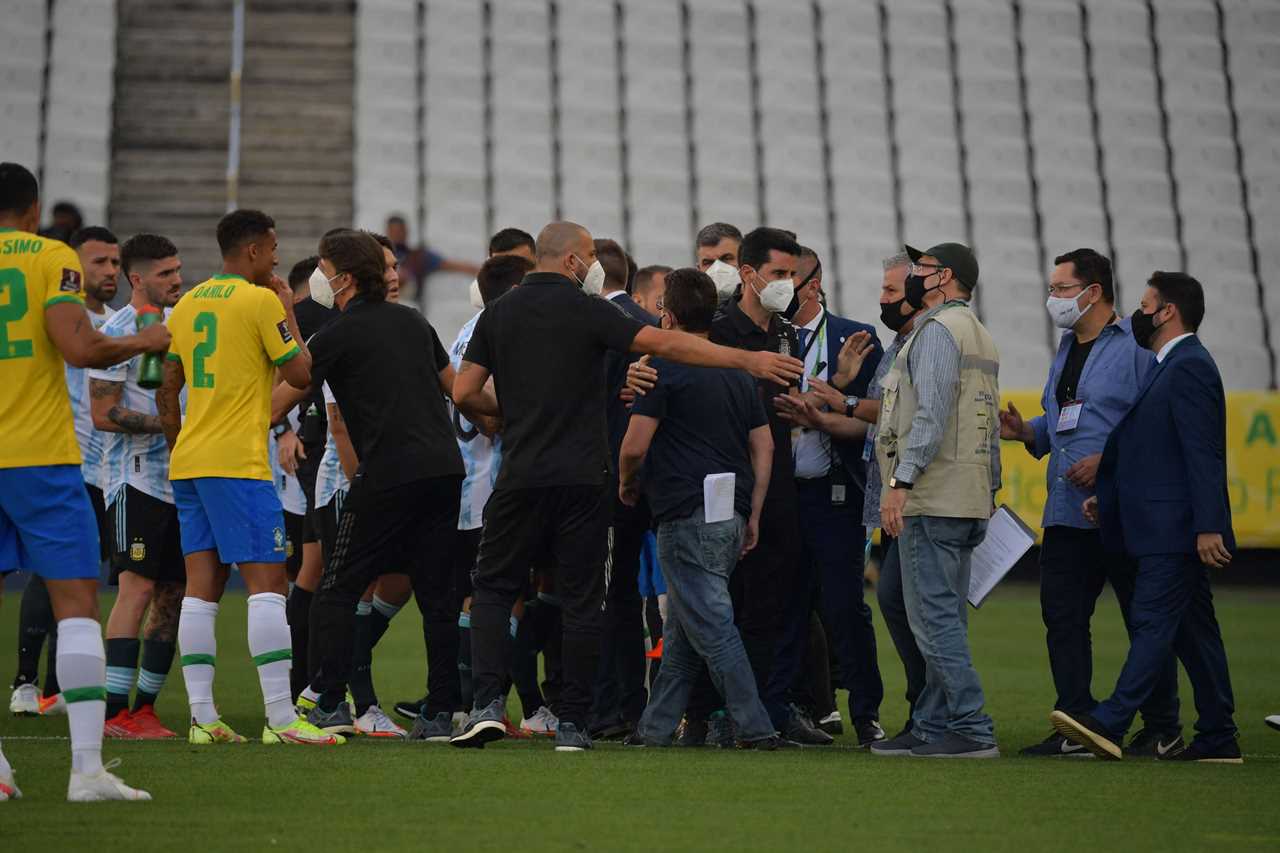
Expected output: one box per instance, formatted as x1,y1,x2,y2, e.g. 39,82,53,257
9,684,40,716
354,705,407,739
67,759,151,802
0,767,20,801
520,705,559,737
1266,714,1280,733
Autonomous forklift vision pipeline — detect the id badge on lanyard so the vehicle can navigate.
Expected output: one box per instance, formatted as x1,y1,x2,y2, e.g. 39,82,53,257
1057,400,1084,433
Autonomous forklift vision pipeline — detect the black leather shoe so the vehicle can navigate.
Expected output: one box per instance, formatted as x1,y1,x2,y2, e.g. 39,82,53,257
737,734,802,751
853,718,886,748
784,704,833,746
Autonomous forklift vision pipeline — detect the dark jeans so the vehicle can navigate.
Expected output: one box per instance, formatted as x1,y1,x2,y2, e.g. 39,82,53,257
1039,525,1179,731
310,475,461,711
471,484,610,730
876,536,925,727
764,477,883,727
1093,551,1237,749
639,513,773,743
590,490,651,728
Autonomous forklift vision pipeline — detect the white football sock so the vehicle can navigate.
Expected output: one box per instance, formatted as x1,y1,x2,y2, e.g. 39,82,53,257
179,597,220,725
56,617,106,775
0,738,11,777
371,594,402,620
247,592,295,728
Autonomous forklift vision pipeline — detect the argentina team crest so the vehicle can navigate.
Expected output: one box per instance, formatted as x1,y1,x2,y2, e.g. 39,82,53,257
130,541,146,562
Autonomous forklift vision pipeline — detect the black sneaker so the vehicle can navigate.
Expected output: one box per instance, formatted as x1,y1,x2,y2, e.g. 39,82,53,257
676,717,707,747
449,698,506,749
554,722,593,752
1125,728,1185,759
736,734,802,751
870,729,927,756
393,696,427,721
407,711,453,743
784,704,833,746
307,700,356,735
707,712,736,749
1156,739,1243,764
817,711,844,736
591,719,634,741
853,718,886,748
909,732,1000,759
1020,731,1093,758
1049,710,1122,760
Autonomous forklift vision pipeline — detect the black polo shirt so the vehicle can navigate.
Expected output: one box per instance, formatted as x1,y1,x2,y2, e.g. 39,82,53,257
464,272,645,491
307,296,464,490
710,297,800,497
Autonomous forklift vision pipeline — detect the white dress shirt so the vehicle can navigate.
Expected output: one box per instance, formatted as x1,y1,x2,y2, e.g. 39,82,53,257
1156,332,1194,363
793,307,833,479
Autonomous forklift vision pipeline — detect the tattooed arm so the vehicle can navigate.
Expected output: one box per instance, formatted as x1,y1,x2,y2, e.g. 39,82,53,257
156,358,186,451
89,378,162,434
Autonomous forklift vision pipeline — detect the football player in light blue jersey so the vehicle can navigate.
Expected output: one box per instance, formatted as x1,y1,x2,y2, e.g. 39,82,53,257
85,234,185,740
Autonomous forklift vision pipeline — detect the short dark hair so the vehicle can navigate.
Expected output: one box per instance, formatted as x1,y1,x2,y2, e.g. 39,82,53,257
488,227,535,256
695,222,742,248
739,227,801,271
624,249,638,292
0,162,39,216
1148,271,1205,332
120,233,178,275
366,231,394,253
319,230,387,302
386,214,407,227
633,264,671,298
1054,248,1114,303
68,226,118,250
52,200,82,221
662,268,718,333
217,209,275,257
477,254,533,305
288,255,319,289
594,238,629,291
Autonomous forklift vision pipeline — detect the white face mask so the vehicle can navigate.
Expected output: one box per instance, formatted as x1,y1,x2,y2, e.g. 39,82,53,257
309,266,349,309
704,259,741,299
1046,291,1091,329
752,272,795,314
572,255,606,296
468,278,485,309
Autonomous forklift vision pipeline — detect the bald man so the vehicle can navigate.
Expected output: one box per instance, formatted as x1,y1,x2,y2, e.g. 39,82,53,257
450,221,802,752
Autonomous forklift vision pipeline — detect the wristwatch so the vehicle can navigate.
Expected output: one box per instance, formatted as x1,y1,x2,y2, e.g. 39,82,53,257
272,423,291,439
844,395,860,417
888,476,913,490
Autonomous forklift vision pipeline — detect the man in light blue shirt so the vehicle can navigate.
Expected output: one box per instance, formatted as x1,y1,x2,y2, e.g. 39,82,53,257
999,248,1181,758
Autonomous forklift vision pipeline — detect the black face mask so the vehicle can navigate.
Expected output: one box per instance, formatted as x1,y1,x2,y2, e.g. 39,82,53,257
1130,304,1166,350
904,273,939,309
783,261,823,321
879,296,912,332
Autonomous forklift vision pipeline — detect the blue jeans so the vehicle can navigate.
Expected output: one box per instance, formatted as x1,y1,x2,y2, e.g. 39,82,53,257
638,512,775,744
896,515,995,744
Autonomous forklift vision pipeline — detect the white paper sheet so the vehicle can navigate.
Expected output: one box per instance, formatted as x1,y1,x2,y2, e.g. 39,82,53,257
968,505,1036,608
703,472,736,523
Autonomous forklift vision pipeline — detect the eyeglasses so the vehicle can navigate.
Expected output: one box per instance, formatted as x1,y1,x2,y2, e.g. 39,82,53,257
908,262,944,277
1047,282,1087,297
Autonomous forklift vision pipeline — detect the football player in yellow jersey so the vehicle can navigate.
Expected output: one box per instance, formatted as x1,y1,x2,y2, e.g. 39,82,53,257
0,162,168,802
156,209,338,747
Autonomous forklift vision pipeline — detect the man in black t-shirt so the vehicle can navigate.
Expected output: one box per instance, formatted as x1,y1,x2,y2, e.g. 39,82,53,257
619,269,788,749
450,221,803,752
296,231,490,734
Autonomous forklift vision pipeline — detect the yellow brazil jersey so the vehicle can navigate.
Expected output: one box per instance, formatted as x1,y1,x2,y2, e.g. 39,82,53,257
166,274,300,481
0,228,85,469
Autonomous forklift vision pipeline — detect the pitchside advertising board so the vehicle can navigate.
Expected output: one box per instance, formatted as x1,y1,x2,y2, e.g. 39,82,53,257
997,390,1280,549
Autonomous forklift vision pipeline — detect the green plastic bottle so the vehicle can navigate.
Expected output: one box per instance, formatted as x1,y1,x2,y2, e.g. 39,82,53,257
136,306,164,390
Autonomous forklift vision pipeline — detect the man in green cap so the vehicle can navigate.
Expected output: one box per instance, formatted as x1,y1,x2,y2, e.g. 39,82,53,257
868,241,1002,758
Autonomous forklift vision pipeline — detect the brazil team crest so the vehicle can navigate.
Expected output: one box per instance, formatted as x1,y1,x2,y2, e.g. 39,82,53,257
273,527,285,551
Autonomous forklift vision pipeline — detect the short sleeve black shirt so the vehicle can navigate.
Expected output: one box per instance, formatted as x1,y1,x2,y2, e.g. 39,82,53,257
307,297,463,490
632,359,768,523
463,273,644,491
710,297,800,497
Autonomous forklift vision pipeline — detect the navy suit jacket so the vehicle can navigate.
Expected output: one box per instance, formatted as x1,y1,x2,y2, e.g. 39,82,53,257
604,292,659,470
813,311,882,489
1095,335,1235,557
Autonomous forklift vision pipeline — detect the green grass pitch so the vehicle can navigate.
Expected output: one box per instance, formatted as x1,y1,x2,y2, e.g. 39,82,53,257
1,583,1277,851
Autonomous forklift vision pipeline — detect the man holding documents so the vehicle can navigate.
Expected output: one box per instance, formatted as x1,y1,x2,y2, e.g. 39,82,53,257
1000,249,1182,758
869,243,1002,759
619,268,787,749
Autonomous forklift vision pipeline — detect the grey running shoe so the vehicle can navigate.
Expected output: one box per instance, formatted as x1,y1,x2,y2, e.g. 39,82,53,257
910,733,1000,758
307,700,356,735
449,698,507,749
554,722,593,752
408,711,454,743
870,729,927,756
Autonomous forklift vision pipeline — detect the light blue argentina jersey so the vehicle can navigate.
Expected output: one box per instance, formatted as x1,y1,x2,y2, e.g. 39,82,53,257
269,408,307,516
450,310,501,531
313,380,350,509
87,305,184,504
67,304,115,487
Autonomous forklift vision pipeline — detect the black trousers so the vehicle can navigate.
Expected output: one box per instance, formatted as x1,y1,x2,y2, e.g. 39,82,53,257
1040,525,1180,730
310,474,461,710
471,484,610,730
590,489,651,727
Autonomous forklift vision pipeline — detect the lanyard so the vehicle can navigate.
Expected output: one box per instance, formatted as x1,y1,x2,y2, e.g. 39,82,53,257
799,312,828,374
